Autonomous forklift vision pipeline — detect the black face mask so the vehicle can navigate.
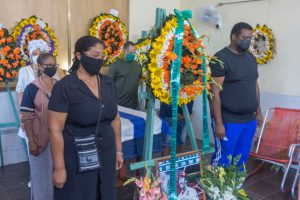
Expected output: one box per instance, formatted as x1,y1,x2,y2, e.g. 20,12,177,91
44,67,57,77
80,54,103,75
237,39,251,52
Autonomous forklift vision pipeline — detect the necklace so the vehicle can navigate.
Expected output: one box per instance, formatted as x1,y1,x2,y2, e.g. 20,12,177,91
78,71,96,87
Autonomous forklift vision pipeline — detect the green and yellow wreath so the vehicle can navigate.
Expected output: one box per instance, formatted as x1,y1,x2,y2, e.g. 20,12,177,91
148,16,211,105
135,38,151,81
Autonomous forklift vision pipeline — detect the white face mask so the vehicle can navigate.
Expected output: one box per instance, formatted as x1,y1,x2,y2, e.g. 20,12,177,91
32,55,39,65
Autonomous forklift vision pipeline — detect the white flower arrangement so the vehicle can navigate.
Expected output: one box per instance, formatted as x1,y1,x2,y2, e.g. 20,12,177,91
200,155,249,200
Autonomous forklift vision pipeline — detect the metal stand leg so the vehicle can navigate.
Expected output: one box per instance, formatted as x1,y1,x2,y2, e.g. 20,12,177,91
0,131,3,166
182,104,198,150
143,96,155,174
22,138,29,161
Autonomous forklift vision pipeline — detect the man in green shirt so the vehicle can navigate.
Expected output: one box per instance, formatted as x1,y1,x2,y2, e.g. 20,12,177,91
109,41,142,109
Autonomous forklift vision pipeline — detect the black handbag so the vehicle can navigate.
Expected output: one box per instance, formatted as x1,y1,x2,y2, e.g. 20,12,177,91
73,75,102,173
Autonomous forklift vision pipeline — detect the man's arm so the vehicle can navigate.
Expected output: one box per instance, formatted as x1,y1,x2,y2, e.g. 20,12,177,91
108,64,116,80
256,81,263,127
209,77,225,139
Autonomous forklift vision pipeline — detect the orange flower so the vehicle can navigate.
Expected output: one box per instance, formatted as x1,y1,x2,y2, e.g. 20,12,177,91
6,64,12,70
163,71,170,84
0,59,8,65
4,45,10,51
6,72,12,79
0,68,4,76
6,37,13,43
0,29,4,38
1,48,8,56
0,77,3,81
195,58,203,65
182,56,191,68
12,71,18,77
33,25,40,31
0,38,6,45
13,61,19,68
8,54,15,59
191,64,198,70
13,47,21,55
15,54,22,59
165,51,177,61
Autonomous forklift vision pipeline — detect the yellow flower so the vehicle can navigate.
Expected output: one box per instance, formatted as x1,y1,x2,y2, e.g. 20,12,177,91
218,167,226,178
143,174,151,192
20,60,26,66
29,17,37,24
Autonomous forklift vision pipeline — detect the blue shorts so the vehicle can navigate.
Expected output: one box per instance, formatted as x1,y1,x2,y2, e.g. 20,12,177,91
211,119,257,169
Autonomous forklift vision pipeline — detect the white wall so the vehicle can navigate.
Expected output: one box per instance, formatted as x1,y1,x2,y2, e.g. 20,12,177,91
180,0,300,97
128,0,180,41
180,0,300,140
129,0,300,141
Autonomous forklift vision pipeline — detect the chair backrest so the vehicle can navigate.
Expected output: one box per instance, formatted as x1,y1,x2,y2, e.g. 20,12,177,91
258,107,300,160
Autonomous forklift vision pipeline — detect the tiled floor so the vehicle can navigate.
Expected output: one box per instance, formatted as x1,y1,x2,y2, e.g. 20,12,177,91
0,141,297,200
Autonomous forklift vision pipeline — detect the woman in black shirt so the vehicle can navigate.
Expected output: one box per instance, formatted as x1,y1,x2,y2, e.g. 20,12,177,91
48,36,123,200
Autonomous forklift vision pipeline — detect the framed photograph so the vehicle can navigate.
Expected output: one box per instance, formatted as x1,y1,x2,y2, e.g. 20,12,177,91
155,150,206,200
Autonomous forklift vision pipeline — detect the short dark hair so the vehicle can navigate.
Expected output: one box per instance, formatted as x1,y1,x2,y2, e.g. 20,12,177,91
37,53,55,65
230,22,253,40
123,41,135,50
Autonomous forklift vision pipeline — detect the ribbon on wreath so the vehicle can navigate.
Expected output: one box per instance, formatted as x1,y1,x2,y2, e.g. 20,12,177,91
168,9,192,200
168,9,210,199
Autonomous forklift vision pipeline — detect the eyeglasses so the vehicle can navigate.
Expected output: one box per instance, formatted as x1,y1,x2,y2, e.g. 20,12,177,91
83,51,106,59
41,64,59,68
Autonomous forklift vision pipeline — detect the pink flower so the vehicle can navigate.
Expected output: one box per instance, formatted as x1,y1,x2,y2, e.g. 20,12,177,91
139,189,146,199
152,187,161,195
135,178,144,188
147,191,156,200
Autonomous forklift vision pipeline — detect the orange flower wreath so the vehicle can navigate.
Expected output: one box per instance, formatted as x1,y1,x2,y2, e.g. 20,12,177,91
0,27,22,82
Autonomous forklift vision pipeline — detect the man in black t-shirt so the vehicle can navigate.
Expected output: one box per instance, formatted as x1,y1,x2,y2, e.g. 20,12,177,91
209,22,263,171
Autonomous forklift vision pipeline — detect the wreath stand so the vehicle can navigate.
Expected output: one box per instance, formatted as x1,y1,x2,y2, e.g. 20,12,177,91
0,81,22,166
130,8,213,175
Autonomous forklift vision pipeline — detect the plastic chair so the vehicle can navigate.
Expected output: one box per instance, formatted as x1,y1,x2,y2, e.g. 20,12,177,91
250,107,300,194
287,144,300,198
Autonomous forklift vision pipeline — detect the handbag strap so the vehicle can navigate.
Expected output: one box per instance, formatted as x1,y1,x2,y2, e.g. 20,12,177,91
94,75,103,136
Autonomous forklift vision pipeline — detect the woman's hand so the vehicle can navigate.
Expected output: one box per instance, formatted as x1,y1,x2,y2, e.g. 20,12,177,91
116,153,124,170
53,168,67,189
